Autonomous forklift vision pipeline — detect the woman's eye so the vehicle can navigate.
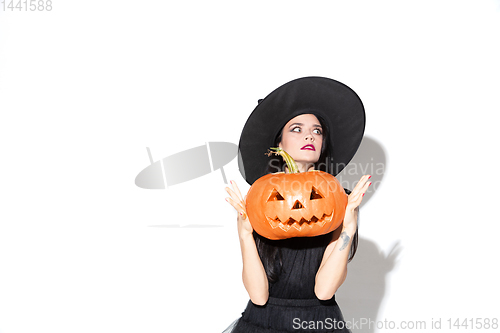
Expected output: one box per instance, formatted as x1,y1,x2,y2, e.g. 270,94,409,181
292,127,301,132
313,129,322,135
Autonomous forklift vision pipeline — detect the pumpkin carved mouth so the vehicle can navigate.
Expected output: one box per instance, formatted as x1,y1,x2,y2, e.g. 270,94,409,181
266,212,334,231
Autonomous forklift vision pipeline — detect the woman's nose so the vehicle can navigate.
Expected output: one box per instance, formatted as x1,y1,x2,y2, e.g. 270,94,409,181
304,132,314,141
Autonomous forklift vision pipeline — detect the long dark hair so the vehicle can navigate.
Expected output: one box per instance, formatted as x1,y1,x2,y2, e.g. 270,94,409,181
255,114,359,283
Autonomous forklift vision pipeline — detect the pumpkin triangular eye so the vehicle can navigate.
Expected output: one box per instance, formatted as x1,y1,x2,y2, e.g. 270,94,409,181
267,189,285,202
310,186,324,200
292,200,304,209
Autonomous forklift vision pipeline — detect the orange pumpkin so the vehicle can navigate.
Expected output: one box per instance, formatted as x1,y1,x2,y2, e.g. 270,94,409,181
245,148,348,240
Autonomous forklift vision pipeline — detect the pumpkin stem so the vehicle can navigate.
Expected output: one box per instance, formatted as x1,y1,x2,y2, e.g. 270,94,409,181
266,147,300,173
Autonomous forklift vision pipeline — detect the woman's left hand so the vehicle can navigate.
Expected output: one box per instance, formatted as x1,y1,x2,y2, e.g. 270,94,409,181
343,174,372,233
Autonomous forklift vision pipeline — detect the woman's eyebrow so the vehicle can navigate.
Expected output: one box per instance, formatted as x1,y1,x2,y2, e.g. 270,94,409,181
288,123,322,128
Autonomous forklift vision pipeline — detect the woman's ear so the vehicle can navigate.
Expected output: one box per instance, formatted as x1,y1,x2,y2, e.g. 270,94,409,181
278,142,282,149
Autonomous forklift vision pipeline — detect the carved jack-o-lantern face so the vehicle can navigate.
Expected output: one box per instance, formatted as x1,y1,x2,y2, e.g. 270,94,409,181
246,170,347,240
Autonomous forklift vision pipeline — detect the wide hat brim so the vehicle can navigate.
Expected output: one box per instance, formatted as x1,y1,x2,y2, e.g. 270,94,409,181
238,76,365,185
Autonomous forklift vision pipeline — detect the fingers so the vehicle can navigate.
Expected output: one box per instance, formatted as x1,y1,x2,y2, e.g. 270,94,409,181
347,175,372,208
225,196,246,214
225,180,247,217
230,180,243,200
225,180,243,202
225,186,239,202
352,174,371,193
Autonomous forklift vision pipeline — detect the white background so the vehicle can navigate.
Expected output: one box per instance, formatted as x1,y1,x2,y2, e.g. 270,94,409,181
1,1,499,332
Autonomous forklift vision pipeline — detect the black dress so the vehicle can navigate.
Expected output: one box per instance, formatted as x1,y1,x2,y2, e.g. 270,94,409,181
223,232,351,333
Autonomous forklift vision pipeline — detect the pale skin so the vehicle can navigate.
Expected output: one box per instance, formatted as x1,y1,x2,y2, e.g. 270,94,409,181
225,114,372,305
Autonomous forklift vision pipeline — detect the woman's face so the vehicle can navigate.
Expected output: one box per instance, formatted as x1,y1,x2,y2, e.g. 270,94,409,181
278,114,323,169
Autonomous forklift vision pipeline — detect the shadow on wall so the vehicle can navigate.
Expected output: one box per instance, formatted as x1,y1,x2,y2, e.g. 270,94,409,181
335,136,402,333
336,136,386,195
336,238,402,333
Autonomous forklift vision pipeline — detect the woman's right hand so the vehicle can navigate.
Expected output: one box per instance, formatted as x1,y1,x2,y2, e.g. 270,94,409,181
225,180,253,236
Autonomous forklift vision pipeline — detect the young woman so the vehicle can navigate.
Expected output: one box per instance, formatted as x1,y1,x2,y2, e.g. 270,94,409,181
224,77,370,333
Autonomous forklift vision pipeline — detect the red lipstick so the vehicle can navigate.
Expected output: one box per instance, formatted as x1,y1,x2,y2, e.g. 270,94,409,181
301,144,315,151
